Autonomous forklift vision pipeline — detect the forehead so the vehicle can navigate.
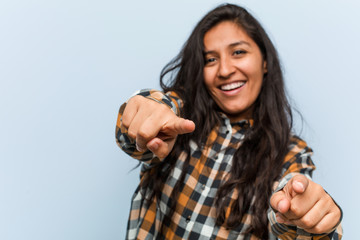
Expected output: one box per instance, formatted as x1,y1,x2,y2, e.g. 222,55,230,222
203,21,254,50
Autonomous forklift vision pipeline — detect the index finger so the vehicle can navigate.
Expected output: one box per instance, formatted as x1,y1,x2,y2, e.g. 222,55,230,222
270,190,291,214
162,118,195,135
289,174,310,196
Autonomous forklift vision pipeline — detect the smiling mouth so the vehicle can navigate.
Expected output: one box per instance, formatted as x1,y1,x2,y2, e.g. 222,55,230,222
220,81,246,91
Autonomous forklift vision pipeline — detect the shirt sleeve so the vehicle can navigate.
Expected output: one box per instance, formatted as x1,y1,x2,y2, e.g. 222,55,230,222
268,136,343,240
115,89,183,165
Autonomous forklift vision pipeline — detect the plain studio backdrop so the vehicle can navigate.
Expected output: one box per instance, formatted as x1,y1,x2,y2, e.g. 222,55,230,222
0,0,358,239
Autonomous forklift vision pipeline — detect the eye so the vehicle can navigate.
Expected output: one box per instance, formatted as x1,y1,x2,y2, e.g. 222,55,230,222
205,57,216,64
233,50,246,56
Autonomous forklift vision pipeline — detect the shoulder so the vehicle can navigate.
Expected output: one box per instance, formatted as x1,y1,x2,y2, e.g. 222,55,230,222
282,135,316,176
287,135,313,158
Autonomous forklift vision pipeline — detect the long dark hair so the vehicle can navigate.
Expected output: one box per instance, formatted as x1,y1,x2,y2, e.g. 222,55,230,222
142,4,292,239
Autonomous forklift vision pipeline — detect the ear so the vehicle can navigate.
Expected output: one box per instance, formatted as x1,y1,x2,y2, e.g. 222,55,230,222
263,61,268,73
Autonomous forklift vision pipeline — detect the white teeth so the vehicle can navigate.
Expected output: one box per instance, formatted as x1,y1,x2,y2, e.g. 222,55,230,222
220,82,245,91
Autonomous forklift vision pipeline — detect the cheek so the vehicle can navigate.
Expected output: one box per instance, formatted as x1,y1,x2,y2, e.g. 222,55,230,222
203,69,214,88
250,79,263,103
246,64,265,88
243,59,264,76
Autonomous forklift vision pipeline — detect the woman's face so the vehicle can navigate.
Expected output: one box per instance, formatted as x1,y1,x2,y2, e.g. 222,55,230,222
203,21,267,121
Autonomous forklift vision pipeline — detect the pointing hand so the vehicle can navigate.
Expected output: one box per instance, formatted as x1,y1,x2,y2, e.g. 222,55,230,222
270,174,341,234
122,95,195,159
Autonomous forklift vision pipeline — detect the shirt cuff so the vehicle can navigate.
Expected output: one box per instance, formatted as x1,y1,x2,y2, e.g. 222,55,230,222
130,89,181,116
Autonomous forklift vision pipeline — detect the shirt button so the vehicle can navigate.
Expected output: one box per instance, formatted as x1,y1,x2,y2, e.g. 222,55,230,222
201,184,206,190
186,215,191,223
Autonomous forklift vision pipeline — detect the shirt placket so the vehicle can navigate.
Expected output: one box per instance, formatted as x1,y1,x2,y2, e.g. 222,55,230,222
182,120,234,238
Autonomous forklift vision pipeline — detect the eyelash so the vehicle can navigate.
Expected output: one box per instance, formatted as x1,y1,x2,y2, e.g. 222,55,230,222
205,50,246,64
233,50,246,55
205,58,216,63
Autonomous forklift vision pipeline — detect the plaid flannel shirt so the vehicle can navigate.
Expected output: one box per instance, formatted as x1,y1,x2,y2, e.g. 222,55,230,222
115,89,342,240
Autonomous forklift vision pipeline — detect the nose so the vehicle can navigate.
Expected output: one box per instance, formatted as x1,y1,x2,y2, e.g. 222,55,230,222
218,57,235,79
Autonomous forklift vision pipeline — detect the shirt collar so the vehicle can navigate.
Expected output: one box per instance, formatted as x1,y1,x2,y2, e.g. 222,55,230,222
218,112,253,129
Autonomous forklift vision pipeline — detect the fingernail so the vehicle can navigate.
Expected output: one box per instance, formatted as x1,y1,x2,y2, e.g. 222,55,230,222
277,200,286,212
136,143,145,152
148,142,159,151
294,181,304,192
276,214,284,223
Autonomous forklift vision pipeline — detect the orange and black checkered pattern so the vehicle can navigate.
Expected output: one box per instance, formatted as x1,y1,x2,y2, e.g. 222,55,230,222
116,90,342,240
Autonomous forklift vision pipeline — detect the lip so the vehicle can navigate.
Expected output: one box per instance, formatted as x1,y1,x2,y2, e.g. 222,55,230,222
218,81,246,96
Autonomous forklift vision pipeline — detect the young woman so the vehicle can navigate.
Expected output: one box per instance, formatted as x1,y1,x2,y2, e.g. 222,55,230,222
116,4,342,239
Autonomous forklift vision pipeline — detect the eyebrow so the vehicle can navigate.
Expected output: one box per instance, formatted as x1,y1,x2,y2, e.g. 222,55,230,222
229,41,251,48
204,41,251,55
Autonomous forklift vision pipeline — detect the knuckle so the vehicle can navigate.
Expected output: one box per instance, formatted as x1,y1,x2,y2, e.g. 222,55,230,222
309,225,324,234
127,129,136,139
322,194,333,206
156,151,167,159
269,195,279,208
130,95,144,104
121,116,130,128
289,204,301,216
312,182,324,193
156,147,170,159
137,128,152,140
157,153,166,159
293,174,304,181
301,216,316,229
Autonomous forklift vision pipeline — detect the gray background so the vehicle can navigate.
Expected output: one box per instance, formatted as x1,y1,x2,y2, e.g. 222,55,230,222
0,0,358,239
